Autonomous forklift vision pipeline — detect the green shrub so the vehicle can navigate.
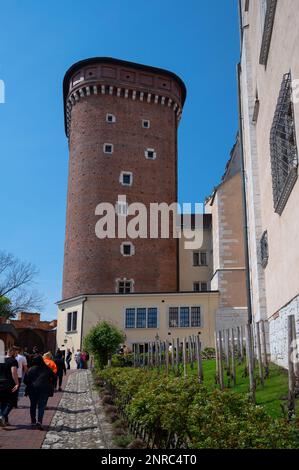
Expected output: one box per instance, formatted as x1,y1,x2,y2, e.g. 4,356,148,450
83,321,125,369
98,367,299,449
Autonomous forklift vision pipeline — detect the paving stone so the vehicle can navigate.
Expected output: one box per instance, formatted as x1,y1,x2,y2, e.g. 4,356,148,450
42,370,115,449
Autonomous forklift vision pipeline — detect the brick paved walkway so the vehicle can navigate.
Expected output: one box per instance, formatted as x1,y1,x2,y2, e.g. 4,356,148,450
0,370,114,449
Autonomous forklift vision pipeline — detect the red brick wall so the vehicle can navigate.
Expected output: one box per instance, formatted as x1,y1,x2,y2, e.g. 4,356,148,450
63,62,183,299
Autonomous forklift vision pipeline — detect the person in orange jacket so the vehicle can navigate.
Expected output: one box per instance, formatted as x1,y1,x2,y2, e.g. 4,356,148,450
43,352,57,375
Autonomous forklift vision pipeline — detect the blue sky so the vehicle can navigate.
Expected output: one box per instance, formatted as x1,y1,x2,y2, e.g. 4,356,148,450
0,0,240,320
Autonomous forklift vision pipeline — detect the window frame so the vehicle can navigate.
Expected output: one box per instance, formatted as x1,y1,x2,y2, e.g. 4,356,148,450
168,305,202,328
117,278,134,294
120,241,135,257
193,251,208,266
106,113,116,123
103,143,114,154
66,311,78,333
142,119,150,129
124,307,158,329
119,171,133,187
145,148,157,160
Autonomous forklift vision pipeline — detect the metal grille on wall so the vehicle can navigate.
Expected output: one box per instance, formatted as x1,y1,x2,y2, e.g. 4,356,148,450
260,231,269,268
270,72,298,215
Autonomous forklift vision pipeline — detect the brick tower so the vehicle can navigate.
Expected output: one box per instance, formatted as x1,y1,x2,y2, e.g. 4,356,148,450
62,58,186,300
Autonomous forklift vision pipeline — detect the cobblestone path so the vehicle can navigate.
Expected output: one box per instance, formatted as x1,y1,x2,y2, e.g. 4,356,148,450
42,370,115,449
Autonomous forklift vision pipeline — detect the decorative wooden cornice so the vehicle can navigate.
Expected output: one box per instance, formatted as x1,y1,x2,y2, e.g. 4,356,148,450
259,0,277,66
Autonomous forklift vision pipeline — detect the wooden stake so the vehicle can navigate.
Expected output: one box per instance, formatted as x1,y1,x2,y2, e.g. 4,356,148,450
171,338,175,370
291,315,299,387
256,322,264,386
240,325,244,362
230,328,236,387
189,336,194,367
218,331,224,390
225,329,230,372
260,320,268,369
215,331,219,384
245,323,256,403
196,335,203,383
165,339,169,374
176,337,180,374
133,343,136,367
155,341,159,367
237,326,241,363
288,315,295,418
183,338,187,378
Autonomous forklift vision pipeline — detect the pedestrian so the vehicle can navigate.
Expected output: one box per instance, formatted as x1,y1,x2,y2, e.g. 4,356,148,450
24,355,55,430
43,352,58,375
80,351,87,369
0,346,20,426
23,347,32,367
75,349,81,370
65,348,72,370
53,351,66,391
15,346,28,405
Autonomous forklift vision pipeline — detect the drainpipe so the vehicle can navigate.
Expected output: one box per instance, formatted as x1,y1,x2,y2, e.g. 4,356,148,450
237,65,253,325
237,0,253,325
80,296,87,350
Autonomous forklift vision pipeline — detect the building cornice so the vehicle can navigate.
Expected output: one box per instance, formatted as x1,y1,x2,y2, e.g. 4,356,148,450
57,290,219,306
63,57,187,137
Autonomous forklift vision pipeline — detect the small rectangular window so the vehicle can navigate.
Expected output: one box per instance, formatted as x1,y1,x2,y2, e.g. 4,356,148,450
67,312,72,332
200,282,208,292
136,308,146,328
147,308,157,328
118,280,133,293
67,311,77,332
193,252,207,266
145,148,156,160
193,282,200,292
191,307,201,327
142,120,150,129
123,244,131,255
103,143,113,154
125,308,135,328
120,172,133,186
193,252,199,266
106,113,116,123
180,307,190,328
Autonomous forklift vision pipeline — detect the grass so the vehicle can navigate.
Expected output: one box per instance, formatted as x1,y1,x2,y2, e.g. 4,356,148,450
164,359,298,419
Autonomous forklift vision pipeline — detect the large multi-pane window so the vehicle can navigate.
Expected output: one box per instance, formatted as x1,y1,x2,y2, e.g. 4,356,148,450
270,72,298,215
125,307,158,329
67,311,77,332
169,306,201,328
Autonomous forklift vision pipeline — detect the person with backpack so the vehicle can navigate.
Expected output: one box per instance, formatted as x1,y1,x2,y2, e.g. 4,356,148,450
24,355,55,430
53,351,66,391
0,346,20,426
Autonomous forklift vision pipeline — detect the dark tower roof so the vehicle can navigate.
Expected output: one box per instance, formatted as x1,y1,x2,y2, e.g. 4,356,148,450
63,57,187,136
